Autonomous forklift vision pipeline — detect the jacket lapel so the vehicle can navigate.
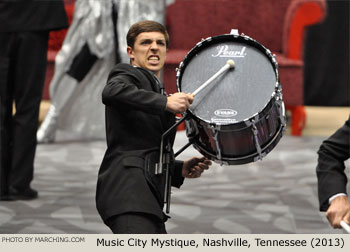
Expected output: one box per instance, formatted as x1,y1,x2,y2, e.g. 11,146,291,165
135,67,162,94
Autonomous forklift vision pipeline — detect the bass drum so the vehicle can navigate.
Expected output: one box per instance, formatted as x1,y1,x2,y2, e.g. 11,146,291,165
177,34,286,165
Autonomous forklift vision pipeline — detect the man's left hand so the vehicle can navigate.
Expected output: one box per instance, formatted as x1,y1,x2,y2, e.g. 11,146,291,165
182,156,211,178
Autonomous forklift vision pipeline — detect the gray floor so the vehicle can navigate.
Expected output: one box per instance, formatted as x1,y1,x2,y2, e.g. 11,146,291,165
0,131,349,234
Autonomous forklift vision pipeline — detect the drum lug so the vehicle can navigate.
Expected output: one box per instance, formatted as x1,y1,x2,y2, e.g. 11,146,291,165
218,160,229,166
208,123,221,131
250,120,266,161
210,124,222,162
185,118,198,138
276,100,287,127
274,84,283,101
272,54,279,70
274,81,281,91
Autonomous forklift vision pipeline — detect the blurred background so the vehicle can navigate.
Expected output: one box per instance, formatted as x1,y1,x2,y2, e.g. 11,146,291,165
40,0,349,139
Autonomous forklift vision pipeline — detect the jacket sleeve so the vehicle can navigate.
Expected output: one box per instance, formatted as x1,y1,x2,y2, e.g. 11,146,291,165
171,160,185,188
102,65,167,115
316,118,350,211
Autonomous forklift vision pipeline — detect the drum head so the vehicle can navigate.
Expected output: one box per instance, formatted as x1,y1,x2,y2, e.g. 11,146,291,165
178,35,278,124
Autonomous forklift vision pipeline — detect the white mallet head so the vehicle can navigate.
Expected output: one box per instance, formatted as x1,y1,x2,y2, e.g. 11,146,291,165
226,59,235,68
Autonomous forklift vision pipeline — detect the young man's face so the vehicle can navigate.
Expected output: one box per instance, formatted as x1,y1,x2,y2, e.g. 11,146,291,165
127,31,167,77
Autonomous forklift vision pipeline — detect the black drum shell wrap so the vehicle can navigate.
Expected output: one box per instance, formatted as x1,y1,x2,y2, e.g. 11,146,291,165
177,34,286,165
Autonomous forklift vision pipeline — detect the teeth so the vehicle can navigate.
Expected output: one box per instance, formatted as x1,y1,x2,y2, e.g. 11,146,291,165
149,56,159,60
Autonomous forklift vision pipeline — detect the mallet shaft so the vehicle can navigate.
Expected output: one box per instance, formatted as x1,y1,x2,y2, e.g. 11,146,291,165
340,221,350,234
192,60,235,96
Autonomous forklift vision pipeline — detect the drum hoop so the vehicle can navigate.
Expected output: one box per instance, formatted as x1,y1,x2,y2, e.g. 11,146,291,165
177,33,281,125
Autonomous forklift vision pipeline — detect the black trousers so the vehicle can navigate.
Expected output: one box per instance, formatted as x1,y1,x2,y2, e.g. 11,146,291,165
0,31,48,197
106,212,167,234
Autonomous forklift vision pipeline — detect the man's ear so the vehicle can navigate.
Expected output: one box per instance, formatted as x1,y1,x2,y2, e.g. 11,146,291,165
127,46,134,61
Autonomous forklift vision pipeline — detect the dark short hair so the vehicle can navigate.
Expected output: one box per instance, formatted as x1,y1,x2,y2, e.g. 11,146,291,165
126,20,169,48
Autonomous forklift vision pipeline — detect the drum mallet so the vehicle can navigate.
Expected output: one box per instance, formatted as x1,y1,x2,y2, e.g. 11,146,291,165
340,221,350,234
192,59,235,96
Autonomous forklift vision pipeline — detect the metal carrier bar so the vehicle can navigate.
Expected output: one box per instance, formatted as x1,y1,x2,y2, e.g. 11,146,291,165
155,113,192,214
155,115,187,175
175,140,194,158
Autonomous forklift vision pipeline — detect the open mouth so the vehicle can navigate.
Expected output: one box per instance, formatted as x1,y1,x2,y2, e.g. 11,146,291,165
148,55,160,63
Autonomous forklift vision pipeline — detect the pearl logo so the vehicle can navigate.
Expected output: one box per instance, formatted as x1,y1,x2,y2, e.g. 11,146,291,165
212,45,247,58
214,109,237,117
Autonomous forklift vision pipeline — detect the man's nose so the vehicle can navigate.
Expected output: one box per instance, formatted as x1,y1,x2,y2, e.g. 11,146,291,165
150,41,158,50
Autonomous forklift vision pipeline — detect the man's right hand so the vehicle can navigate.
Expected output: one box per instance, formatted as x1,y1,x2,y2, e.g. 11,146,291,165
326,195,350,228
166,92,194,114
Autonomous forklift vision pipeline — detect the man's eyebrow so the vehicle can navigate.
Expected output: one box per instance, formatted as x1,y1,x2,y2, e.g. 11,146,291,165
140,38,165,42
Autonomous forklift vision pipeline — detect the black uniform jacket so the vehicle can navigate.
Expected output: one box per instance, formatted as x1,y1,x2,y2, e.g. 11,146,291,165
317,117,350,211
96,63,185,223
0,0,68,32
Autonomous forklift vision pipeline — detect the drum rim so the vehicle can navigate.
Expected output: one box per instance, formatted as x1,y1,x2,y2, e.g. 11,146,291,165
177,33,281,126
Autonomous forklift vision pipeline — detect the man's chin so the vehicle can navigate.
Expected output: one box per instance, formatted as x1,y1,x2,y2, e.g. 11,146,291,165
146,65,162,72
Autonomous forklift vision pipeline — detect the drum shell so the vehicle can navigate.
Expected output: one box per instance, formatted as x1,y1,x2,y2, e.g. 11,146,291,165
185,96,284,165
178,34,286,165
